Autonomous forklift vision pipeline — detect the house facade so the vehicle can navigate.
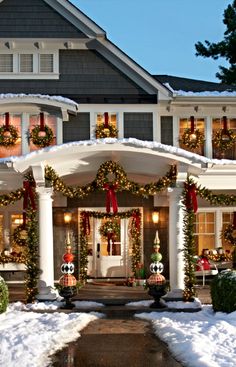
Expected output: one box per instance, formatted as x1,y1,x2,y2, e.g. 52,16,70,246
0,0,236,299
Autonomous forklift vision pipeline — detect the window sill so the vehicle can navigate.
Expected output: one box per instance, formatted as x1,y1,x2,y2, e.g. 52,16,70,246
0,73,60,80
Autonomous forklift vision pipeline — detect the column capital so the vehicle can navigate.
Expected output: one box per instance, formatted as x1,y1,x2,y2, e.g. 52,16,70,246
36,186,53,197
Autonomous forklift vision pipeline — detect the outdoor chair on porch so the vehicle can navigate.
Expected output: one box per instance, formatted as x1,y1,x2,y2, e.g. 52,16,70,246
194,257,218,286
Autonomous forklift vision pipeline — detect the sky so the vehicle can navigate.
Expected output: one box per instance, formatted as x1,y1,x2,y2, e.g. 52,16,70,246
71,0,232,83
0,299,235,366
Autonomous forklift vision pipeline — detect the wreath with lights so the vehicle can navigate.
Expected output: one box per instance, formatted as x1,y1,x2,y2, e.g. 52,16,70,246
30,125,54,148
12,225,28,246
212,129,235,152
181,128,205,149
95,160,128,190
99,220,120,239
0,124,19,147
222,224,236,246
95,124,118,139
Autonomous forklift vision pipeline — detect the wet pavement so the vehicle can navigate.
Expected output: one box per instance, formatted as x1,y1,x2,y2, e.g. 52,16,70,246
6,282,211,367
51,318,182,367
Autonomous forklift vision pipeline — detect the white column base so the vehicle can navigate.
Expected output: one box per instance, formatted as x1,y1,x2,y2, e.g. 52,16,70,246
36,281,60,301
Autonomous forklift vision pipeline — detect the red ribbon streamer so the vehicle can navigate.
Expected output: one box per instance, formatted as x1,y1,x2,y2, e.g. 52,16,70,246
132,211,141,231
222,116,228,133
40,112,45,131
5,112,9,129
104,112,109,128
82,212,90,235
233,212,236,228
185,183,198,213
190,116,195,133
103,183,118,213
23,181,36,211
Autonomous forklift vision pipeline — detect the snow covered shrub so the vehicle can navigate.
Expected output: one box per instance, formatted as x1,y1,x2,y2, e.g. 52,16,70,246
210,270,236,313
0,276,9,313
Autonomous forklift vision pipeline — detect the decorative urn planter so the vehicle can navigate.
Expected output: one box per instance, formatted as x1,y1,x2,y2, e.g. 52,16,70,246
59,244,77,309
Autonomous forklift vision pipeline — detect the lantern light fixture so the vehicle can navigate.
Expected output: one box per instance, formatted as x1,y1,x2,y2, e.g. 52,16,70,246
152,210,159,224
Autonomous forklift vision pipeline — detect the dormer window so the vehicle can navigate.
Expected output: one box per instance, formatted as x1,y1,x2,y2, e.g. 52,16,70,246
0,51,59,79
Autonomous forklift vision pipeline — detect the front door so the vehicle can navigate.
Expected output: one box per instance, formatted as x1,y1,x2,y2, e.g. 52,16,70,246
81,213,131,278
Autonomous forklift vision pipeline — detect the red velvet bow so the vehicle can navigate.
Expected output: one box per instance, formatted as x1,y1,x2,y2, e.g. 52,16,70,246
23,181,36,211
5,112,10,129
40,112,45,131
82,212,90,236
103,183,118,213
132,211,141,231
104,112,109,128
185,183,198,213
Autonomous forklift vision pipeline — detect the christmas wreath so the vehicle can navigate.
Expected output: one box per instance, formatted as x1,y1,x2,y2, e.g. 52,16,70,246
95,160,128,190
222,224,236,246
0,124,19,147
12,225,28,246
95,124,118,138
99,220,120,239
212,129,235,152
181,128,205,149
30,125,54,148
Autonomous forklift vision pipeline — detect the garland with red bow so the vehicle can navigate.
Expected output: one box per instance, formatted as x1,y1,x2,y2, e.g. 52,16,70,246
95,112,118,138
212,116,235,152
181,116,205,150
30,113,54,148
0,112,19,147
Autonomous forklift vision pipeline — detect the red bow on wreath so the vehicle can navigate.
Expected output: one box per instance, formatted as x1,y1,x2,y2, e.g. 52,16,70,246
185,183,198,213
103,183,118,213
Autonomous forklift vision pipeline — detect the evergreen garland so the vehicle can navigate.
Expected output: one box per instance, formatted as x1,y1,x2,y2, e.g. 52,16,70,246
182,180,197,301
25,208,39,303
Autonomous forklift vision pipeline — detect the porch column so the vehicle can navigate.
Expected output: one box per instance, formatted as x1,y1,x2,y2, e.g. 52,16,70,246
36,187,57,300
167,187,185,298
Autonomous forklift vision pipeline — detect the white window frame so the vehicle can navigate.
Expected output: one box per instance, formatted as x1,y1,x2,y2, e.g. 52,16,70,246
0,51,59,79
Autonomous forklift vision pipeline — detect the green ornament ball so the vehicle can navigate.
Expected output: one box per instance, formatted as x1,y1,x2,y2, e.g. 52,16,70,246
151,252,162,262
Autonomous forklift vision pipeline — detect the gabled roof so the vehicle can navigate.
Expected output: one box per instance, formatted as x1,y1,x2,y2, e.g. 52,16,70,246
154,75,236,93
43,0,171,99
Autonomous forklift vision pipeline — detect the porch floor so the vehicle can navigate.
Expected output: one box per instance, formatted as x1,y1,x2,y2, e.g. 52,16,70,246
7,282,212,305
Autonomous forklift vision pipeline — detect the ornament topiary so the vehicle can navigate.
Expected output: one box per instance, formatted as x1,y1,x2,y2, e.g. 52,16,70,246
0,276,9,313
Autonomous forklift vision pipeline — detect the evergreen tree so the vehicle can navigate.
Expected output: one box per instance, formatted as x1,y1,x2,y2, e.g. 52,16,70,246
195,1,236,85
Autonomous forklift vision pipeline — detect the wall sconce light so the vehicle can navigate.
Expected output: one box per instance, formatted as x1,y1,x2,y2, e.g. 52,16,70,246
64,212,72,224
152,210,159,224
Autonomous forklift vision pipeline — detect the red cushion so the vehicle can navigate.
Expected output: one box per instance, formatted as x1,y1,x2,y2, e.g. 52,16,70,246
196,258,211,271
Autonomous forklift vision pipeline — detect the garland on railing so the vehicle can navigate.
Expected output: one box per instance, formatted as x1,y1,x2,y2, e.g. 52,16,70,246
45,161,177,198
79,209,141,281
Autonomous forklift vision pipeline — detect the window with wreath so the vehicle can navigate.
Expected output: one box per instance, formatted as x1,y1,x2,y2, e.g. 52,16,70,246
0,114,22,158
179,117,205,155
221,212,235,253
95,113,118,138
212,118,236,159
29,114,57,152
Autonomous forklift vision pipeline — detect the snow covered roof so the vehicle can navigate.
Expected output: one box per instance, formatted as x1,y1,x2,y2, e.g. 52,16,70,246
0,94,78,109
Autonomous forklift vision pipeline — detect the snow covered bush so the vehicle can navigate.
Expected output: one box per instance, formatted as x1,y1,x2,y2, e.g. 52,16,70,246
0,276,9,313
211,270,236,313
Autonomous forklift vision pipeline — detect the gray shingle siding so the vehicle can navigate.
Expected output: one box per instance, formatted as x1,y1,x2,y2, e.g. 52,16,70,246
63,113,90,142
0,0,87,38
0,50,148,99
124,113,153,140
161,116,173,145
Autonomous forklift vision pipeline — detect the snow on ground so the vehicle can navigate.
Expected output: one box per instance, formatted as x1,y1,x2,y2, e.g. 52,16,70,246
137,305,236,367
126,298,202,309
0,302,103,367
